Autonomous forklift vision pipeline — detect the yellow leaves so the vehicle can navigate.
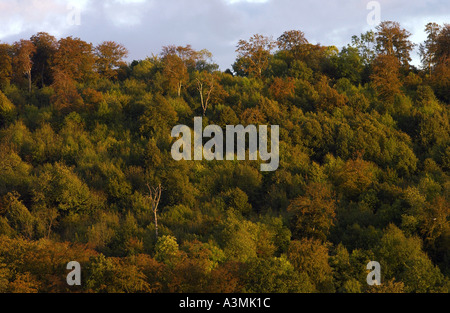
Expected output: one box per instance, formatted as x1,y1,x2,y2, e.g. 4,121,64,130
333,156,377,199
235,34,276,78
287,182,336,240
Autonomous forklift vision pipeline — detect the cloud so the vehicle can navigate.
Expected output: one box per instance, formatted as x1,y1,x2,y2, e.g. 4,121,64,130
0,0,448,69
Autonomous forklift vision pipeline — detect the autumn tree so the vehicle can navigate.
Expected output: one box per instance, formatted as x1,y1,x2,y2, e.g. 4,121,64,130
375,21,414,67
370,54,402,103
314,75,348,111
52,37,97,83
95,41,128,79
161,45,215,71
433,23,450,65
268,77,295,102
162,45,196,69
50,69,83,112
162,53,188,97
288,238,334,292
287,182,337,241
234,34,276,78
332,156,376,200
12,40,36,92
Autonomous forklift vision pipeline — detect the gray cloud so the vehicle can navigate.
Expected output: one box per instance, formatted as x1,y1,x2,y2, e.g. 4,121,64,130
0,0,448,69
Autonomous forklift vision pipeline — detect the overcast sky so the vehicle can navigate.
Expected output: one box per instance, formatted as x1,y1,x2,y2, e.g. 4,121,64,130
0,0,448,69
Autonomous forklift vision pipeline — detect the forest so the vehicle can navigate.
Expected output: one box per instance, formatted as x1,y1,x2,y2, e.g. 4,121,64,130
0,21,449,293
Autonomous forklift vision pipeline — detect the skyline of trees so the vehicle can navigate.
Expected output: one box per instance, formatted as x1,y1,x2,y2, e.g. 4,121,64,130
0,20,448,293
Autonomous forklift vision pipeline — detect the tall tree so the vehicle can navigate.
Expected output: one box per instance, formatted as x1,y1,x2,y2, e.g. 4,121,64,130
162,53,188,97
95,41,128,80
277,30,308,58
234,34,276,78
50,69,83,111
434,24,450,62
351,30,376,65
162,45,198,70
0,43,12,89
430,24,450,102
195,71,215,116
12,40,36,92
30,32,57,87
146,183,162,240
419,23,442,76
370,54,402,103
375,21,414,67
52,37,96,82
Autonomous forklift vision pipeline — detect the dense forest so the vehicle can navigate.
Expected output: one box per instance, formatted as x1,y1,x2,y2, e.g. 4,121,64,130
0,21,449,293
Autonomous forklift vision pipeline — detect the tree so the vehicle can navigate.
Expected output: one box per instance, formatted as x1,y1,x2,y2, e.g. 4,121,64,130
4,192,34,239
0,43,12,89
332,156,376,200
146,183,163,240
12,40,36,92
429,24,450,102
240,256,314,292
370,54,402,103
277,30,308,59
52,37,96,82
50,69,83,112
162,53,188,97
30,32,57,87
161,44,197,70
434,23,450,65
288,238,334,292
377,224,446,292
333,46,364,84
351,30,376,65
375,21,414,67
154,235,180,267
314,75,348,111
0,90,15,126
195,71,215,115
287,182,336,241
234,34,276,78
268,77,295,102
419,23,442,76
95,41,128,79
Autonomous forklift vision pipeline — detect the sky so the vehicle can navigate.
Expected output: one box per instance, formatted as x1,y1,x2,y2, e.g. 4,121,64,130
0,0,448,70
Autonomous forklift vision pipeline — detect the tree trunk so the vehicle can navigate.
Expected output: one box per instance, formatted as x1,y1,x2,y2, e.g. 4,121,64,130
28,71,32,93
154,210,158,239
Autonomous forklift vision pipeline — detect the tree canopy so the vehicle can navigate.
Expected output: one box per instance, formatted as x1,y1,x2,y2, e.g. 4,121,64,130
0,22,449,293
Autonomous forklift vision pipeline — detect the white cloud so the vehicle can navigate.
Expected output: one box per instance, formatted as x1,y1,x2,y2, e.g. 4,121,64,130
0,0,448,69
